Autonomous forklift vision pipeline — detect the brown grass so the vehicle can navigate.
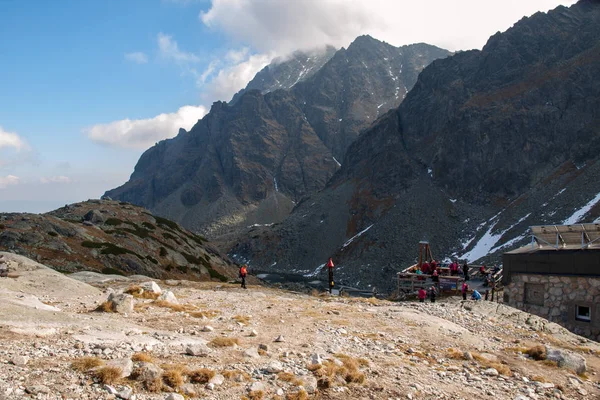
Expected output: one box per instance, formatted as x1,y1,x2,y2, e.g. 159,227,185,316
94,366,122,385
209,337,239,347
525,345,547,361
131,352,153,363
233,315,251,325
152,300,194,312
222,369,251,381
71,356,104,372
277,372,303,386
310,355,367,386
95,300,114,313
532,375,549,383
189,310,219,318
162,369,184,388
247,391,265,400
446,348,468,360
286,390,309,400
189,368,215,384
125,285,160,300
472,352,512,376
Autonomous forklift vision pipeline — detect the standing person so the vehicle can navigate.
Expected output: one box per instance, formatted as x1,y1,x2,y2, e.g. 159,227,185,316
239,264,248,289
326,257,335,293
418,287,427,303
461,281,469,301
428,285,437,303
432,269,439,283
462,262,469,281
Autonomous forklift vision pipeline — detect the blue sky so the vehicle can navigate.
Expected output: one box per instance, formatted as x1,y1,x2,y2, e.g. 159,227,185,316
0,0,576,213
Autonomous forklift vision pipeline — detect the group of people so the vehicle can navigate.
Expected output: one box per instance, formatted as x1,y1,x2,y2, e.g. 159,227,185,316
417,259,471,280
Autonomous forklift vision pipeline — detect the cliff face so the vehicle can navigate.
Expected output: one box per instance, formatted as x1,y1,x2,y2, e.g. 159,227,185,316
106,37,450,236
231,1,600,291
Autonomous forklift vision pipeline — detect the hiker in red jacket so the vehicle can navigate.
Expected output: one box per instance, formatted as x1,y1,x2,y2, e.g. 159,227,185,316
239,264,248,289
327,258,334,293
418,287,427,303
462,282,469,301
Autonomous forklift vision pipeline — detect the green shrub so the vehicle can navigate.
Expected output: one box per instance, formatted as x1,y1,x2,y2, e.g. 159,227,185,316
162,232,181,244
165,265,173,272
187,233,207,245
105,218,123,226
81,241,105,248
152,215,180,231
121,226,151,239
159,247,168,257
208,267,228,282
146,255,158,264
47,231,58,237
0,224,5,230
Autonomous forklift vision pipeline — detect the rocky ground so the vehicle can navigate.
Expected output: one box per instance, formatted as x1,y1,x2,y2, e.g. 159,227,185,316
0,252,599,400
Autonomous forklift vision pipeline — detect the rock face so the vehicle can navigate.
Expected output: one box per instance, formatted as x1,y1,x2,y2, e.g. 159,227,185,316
0,200,236,282
105,36,450,237
231,1,600,291
230,46,338,104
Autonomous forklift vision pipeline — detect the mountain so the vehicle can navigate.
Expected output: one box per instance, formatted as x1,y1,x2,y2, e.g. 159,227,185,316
230,46,337,104
230,0,600,291
0,199,237,281
106,36,450,237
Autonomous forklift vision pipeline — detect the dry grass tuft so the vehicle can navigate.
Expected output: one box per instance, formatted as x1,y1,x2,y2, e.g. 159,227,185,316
222,369,250,381
209,337,239,347
189,310,219,319
471,352,512,376
542,359,559,367
307,363,322,372
446,348,466,360
152,300,194,312
277,371,303,386
71,356,104,372
311,355,367,386
525,345,547,361
532,375,549,383
247,390,265,400
233,315,251,325
131,352,153,363
189,368,216,384
162,369,184,388
286,389,309,400
95,300,114,313
94,366,122,385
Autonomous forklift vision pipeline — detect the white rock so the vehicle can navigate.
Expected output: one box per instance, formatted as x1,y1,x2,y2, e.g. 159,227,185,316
117,386,133,400
164,394,184,400
202,325,214,332
209,374,225,386
484,368,499,376
310,353,322,365
546,347,587,374
244,347,260,358
10,355,29,366
158,290,178,304
140,281,162,294
250,382,266,392
249,329,258,337
185,344,212,357
266,361,284,373
107,293,134,313
104,358,134,379
275,335,284,342
206,383,215,390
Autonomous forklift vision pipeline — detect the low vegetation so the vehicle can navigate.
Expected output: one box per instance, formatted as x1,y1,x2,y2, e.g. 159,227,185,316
131,352,153,363
71,357,104,372
188,368,216,384
93,366,122,384
209,337,240,348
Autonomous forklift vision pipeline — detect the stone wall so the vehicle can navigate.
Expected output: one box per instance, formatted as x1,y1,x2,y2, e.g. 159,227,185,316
504,273,600,341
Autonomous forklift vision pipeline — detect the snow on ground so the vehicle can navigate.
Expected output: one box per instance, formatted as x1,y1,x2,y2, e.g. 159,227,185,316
332,157,341,167
247,223,274,228
342,224,374,249
450,199,457,203
461,213,530,262
273,177,279,192
562,191,600,225
427,168,433,177
304,263,325,278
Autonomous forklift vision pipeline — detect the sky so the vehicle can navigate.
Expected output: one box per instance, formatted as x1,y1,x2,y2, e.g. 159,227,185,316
0,0,577,213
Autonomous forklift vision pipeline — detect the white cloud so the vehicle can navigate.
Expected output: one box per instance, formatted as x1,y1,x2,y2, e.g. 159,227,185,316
201,0,577,52
200,51,274,102
40,176,72,184
125,52,148,64
0,175,19,189
84,105,208,149
0,126,28,152
157,32,200,63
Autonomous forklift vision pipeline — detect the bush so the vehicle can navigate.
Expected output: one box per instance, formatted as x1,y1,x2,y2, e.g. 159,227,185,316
101,267,125,276
176,265,188,273
189,368,215,384
47,231,58,237
105,218,123,226
209,337,239,347
71,357,104,372
81,241,105,248
208,267,229,282
153,215,180,231
142,222,156,230
525,345,547,361
159,247,168,257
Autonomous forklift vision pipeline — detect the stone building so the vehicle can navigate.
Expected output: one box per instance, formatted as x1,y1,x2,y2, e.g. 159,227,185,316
503,224,600,341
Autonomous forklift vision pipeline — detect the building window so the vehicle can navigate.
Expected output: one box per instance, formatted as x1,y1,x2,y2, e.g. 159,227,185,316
524,283,545,306
576,305,591,322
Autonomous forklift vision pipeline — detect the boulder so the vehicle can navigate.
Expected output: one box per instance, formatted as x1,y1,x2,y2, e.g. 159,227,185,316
165,394,185,400
185,344,212,357
209,374,225,386
133,362,163,383
244,347,260,358
140,281,162,294
545,347,587,374
158,290,178,304
107,293,134,313
104,358,134,379
266,361,284,373
84,210,105,224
